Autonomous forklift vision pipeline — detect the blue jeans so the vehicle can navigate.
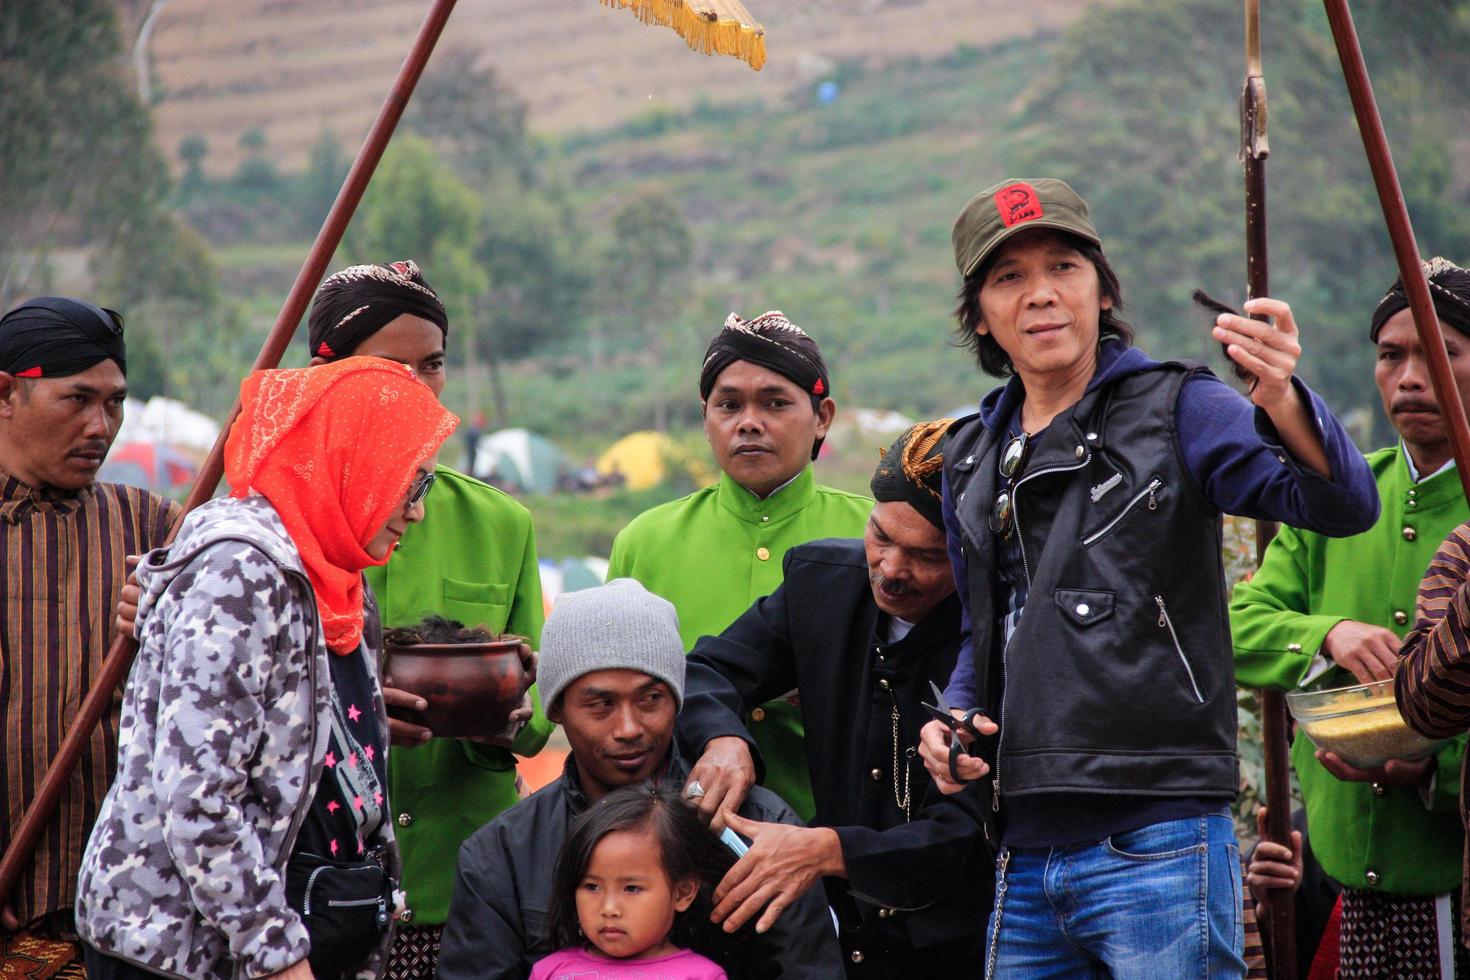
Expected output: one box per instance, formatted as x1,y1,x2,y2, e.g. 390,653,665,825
985,813,1246,979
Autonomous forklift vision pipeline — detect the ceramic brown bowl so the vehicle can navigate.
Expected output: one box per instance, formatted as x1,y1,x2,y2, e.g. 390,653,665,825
384,637,528,739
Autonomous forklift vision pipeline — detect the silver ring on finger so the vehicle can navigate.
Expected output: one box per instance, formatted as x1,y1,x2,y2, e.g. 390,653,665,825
686,780,706,800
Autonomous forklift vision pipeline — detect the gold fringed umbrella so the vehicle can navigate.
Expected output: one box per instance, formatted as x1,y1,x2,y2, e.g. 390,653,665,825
600,0,766,70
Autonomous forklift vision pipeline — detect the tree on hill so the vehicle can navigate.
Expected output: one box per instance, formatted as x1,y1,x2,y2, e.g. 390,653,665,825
0,1,211,313
233,127,282,196
178,134,208,196
604,194,694,432
1,0,220,413
403,47,593,368
405,48,538,187
473,185,591,360
349,136,483,292
348,135,494,417
296,127,349,237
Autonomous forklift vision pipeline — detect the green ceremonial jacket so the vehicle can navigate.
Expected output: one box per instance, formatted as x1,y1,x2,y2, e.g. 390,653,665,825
363,465,550,925
1231,446,1466,895
606,466,872,820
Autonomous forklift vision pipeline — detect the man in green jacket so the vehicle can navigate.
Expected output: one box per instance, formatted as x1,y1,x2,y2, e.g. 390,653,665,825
1231,257,1470,977
307,260,551,979
606,311,871,820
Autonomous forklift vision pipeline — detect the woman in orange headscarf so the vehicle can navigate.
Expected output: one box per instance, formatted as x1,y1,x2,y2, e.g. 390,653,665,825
77,358,457,980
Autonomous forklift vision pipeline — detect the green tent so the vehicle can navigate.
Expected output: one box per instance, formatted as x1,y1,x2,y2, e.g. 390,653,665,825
471,428,569,494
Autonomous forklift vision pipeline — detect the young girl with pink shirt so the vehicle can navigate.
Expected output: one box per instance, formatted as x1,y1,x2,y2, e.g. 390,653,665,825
531,786,733,980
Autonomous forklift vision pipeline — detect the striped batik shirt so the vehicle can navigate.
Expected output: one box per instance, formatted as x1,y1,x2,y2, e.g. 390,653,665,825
0,473,176,928
1397,518,1470,948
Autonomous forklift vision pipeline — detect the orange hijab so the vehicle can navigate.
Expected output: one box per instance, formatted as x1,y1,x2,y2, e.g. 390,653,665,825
225,357,458,653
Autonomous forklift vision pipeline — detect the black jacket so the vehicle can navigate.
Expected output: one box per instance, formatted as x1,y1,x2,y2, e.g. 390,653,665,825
435,750,842,980
680,539,991,975
946,362,1240,805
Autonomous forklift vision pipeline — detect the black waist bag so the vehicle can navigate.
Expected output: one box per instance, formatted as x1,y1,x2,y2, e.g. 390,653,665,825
286,850,394,978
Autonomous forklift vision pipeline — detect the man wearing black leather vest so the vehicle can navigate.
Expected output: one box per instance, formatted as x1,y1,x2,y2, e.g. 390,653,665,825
916,177,1380,978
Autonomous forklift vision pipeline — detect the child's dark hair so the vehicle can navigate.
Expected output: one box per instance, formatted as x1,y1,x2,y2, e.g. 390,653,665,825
547,783,736,954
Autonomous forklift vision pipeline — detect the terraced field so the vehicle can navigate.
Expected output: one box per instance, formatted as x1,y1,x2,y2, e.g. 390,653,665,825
143,0,1096,175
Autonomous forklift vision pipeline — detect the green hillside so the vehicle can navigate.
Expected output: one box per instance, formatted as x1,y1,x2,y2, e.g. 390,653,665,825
529,1,1470,445
545,40,1050,427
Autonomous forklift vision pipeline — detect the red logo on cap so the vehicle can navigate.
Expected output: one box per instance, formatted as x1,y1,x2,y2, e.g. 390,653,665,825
317,343,335,358
15,366,42,378
812,379,826,396
994,182,1044,227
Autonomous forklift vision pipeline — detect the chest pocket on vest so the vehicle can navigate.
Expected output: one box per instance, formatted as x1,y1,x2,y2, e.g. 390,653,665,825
1055,589,1115,627
1081,475,1165,548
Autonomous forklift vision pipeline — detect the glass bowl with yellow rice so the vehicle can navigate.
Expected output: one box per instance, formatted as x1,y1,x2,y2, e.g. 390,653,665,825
1286,677,1449,769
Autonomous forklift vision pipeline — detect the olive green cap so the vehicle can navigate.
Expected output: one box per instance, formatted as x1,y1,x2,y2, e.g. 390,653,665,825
951,178,1102,277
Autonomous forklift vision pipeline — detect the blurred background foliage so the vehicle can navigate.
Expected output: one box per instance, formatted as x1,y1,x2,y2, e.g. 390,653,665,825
8,1,1468,438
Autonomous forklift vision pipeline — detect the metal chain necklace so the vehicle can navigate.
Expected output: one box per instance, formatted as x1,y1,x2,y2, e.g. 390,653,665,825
889,692,914,822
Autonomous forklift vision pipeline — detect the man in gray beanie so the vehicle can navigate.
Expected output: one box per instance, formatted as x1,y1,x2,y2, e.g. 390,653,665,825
436,579,842,980
535,578,688,724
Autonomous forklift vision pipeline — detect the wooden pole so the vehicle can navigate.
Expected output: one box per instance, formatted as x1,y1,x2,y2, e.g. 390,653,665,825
0,0,461,910
1240,5,1297,976
1321,0,1470,500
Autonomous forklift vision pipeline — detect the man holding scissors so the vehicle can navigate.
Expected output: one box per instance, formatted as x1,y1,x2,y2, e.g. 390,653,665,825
917,178,1377,977
677,422,991,976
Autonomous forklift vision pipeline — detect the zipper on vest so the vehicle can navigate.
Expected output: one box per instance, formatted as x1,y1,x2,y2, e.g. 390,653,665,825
993,445,1094,813
1154,595,1204,703
1081,477,1162,547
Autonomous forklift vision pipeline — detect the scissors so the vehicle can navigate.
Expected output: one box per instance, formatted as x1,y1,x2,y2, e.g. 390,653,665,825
920,680,990,783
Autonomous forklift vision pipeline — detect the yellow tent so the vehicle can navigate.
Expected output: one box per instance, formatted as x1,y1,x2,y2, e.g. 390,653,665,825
596,430,715,491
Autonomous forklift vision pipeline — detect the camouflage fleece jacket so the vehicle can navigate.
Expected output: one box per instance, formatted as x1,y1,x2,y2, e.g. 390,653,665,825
76,494,398,979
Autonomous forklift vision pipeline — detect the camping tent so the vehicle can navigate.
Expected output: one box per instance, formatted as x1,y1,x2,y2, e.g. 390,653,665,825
99,441,199,496
595,430,713,491
472,428,570,494
114,396,221,454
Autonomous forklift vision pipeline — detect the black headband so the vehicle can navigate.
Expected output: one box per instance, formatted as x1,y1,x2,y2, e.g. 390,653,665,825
0,296,126,378
871,419,954,530
1369,257,1470,343
700,311,831,461
308,260,448,360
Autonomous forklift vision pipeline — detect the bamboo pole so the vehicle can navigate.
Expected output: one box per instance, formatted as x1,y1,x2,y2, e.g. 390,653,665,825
1321,0,1470,500
1239,3,1298,975
0,0,461,910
